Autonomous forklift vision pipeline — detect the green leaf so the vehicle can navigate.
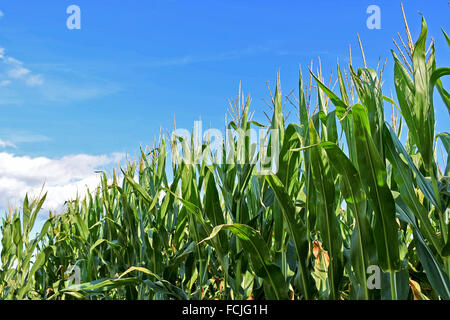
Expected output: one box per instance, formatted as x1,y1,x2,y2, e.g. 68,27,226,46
437,132,450,176
385,124,441,212
350,67,385,157
442,28,450,48
320,141,376,299
200,223,288,300
310,71,348,119
265,174,316,299
396,199,450,300
384,124,443,254
122,169,159,211
309,122,344,299
64,277,140,293
352,105,401,273
411,17,434,172
270,71,285,144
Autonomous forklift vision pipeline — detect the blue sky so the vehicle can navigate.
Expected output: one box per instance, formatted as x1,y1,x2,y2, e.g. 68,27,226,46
0,0,448,213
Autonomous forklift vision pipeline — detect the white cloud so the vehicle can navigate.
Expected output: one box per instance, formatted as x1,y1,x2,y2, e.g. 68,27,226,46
0,139,16,148
0,47,119,104
0,130,50,145
26,74,44,86
39,80,117,102
0,79,11,86
0,48,44,87
0,10,4,19
0,152,125,214
141,46,269,68
8,67,30,78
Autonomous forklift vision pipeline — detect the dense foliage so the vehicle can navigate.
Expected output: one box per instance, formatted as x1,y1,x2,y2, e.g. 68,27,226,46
1,15,449,300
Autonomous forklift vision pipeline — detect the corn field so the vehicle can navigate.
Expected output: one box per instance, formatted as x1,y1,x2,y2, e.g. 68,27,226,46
1,14,449,300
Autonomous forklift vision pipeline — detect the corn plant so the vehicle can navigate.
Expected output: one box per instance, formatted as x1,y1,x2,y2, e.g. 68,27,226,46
0,11,449,300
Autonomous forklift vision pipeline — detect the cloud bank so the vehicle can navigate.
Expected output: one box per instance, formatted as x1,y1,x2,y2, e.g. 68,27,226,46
0,152,125,215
